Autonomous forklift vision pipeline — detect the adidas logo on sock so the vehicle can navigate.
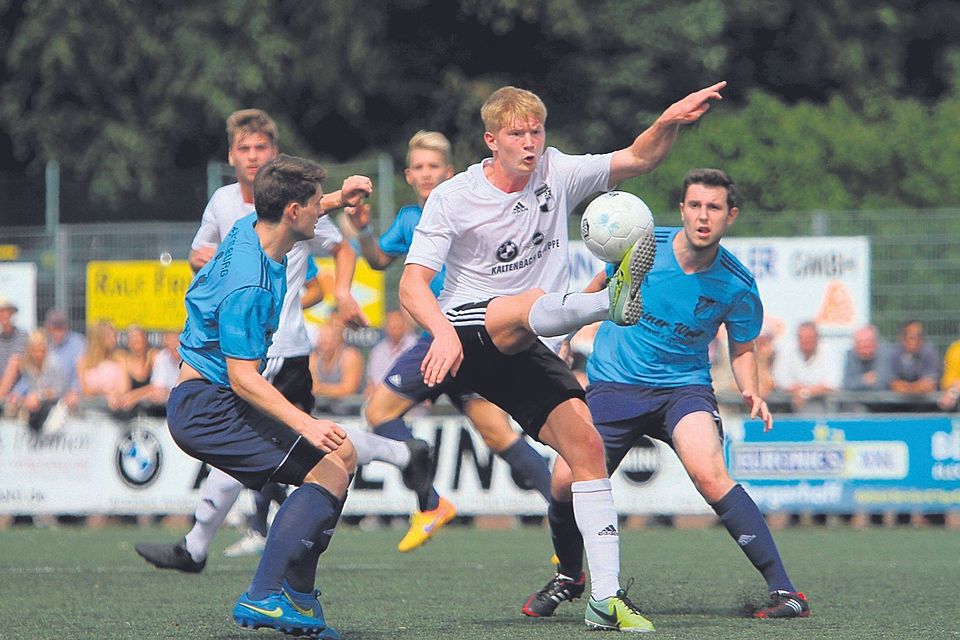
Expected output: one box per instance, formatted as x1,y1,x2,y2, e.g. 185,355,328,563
737,534,756,547
597,524,619,537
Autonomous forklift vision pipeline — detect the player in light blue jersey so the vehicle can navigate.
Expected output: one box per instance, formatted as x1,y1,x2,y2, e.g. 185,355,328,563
522,169,809,622
347,131,553,552
167,155,352,639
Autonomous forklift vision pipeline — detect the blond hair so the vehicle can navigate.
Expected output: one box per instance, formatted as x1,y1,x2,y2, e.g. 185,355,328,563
226,109,278,148
20,330,47,377
84,320,118,368
406,130,452,166
480,86,548,133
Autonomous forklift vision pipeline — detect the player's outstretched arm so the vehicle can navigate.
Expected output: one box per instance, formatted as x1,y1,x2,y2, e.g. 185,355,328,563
226,357,346,453
320,175,373,214
345,203,395,270
399,263,462,386
330,241,370,329
729,338,774,431
608,80,726,186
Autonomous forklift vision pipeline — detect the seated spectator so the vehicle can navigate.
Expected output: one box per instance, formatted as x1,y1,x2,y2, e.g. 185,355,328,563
115,325,163,417
44,308,86,397
310,315,364,415
365,309,418,397
842,324,894,391
147,331,181,407
76,320,130,413
889,320,940,394
773,321,841,412
938,332,960,411
5,331,73,432
0,297,27,409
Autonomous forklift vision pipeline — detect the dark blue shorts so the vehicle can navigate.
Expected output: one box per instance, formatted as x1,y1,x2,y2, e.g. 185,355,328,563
167,380,324,490
383,335,475,411
585,381,721,472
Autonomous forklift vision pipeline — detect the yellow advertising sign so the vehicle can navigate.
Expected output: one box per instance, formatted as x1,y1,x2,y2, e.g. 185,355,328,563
0,245,20,260
304,257,385,329
86,260,193,331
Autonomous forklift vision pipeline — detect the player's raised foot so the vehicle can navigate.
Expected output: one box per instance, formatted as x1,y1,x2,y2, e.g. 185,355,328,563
753,590,810,619
397,496,456,552
232,591,328,637
224,528,267,558
134,538,206,573
401,438,433,496
281,581,341,640
522,571,585,617
608,233,656,326
584,580,655,633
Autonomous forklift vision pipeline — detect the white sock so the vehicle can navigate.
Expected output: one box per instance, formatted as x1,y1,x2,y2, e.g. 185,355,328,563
572,478,620,600
527,291,609,337
184,468,242,562
343,424,411,468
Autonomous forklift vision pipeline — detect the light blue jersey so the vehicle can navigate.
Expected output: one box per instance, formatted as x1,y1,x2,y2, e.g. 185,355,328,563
587,227,762,387
305,254,319,281
179,213,287,387
380,203,446,298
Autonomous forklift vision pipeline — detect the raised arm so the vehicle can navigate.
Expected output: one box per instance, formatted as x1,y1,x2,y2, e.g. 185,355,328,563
345,203,395,270
608,81,726,187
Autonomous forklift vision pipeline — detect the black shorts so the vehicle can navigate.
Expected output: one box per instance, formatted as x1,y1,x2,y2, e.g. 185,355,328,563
167,380,324,490
264,355,315,413
383,334,476,411
447,302,585,440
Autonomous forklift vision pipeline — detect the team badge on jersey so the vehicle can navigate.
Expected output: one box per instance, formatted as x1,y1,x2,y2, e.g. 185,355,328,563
496,241,519,262
534,184,554,212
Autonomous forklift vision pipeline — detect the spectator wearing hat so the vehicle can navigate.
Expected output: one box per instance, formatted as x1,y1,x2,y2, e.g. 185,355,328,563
0,297,27,409
43,308,85,401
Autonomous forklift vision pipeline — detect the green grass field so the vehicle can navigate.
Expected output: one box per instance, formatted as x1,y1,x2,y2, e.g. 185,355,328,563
1,522,958,639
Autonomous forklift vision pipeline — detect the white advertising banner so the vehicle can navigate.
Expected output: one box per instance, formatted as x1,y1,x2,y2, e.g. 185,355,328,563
0,262,37,330
0,413,711,516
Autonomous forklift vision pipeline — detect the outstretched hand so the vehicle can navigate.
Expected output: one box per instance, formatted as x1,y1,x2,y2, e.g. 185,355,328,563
345,202,372,231
340,175,373,208
742,389,773,431
658,81,726,126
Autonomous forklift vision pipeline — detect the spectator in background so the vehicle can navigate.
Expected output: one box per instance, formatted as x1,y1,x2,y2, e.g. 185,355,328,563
842,324,894,392
0,297,27,408
77,320,129,413
889,320,940,395
44,308,85,396
147,331,181,407
6,330,73,432
938,331,960,410
773,321,841,412
310,315,364,415
365,309,417,397
115,325,162,417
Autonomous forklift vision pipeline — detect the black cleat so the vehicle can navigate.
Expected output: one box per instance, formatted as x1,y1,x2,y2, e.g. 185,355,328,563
521,572,586,617
135,538,206,573
401,438,433,496
754,590,810,619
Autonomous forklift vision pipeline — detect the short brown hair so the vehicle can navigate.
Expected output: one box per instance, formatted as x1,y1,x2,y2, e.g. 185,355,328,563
680,168,738,210
253,154,327,223
226,109,278,148
480,87,548,133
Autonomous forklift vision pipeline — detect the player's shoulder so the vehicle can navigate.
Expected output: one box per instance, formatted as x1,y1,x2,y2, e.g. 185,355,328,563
653,226,678,248
428,164,481,202
715,243,756,289
395,203,423,222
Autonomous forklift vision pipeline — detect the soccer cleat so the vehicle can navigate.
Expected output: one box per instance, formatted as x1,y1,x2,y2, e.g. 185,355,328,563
584,581,655,633
753,590,810,619
522,571,586,617
232,591,328,636
282,581,341,640
397,496,457,552
224,529,267,558
401,438,434,496
608,233,656,326
134,538,206,573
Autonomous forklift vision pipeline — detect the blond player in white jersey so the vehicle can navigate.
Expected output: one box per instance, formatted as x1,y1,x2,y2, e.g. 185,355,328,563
401,83,725,632
135,109,431,573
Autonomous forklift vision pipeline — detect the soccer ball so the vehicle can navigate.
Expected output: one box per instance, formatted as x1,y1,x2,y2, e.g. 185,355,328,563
580,191,655,263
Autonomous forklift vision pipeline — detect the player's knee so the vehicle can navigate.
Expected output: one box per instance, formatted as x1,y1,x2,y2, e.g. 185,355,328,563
333,437,358,474
689,466,733,503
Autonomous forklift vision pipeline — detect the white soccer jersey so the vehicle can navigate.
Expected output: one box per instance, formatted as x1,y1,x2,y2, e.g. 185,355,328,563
406,147,612,312
191,182,342,357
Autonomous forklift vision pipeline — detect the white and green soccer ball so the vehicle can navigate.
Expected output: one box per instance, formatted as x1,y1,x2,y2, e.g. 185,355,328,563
580,191,655,264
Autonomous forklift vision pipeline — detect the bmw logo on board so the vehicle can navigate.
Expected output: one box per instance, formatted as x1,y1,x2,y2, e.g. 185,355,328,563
116,429,163,488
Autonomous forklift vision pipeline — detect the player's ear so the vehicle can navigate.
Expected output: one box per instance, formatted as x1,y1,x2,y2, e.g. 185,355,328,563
227,148,237,167
284,200,300,221
727,206,739,225
444,165,454,179
484,131,497,153
404,167,415,187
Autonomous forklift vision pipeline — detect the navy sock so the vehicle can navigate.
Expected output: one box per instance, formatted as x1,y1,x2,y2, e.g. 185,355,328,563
548,499,583,578
375,418,439,511
712,484,795,593
285,491,346,594
250,482,287,536
247,483,341,600
498,437,552,502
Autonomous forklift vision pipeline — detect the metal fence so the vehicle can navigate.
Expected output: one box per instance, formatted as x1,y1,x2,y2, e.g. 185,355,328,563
2,202,959,354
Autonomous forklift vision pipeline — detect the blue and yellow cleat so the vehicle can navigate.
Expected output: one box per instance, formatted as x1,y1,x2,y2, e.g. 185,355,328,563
608,233,656,326
282,581,341,640
233,591,331,637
